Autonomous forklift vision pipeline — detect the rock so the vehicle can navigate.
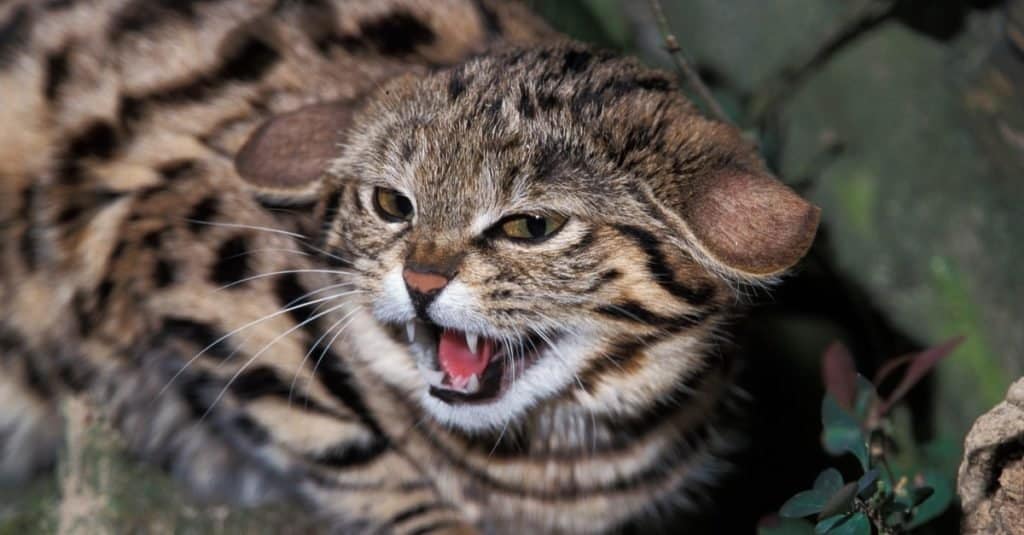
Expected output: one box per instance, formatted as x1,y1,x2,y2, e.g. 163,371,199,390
959,377,1024,534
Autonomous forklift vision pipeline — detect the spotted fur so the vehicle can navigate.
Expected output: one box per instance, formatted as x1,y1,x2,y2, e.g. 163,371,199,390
0,1,817,533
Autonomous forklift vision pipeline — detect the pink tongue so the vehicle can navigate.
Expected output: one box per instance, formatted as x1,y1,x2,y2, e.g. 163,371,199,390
437,330,493,379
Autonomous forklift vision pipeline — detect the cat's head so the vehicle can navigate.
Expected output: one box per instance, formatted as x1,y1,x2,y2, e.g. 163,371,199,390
237,43,819,432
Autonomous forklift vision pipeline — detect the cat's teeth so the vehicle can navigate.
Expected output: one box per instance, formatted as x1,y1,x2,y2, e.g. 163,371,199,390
465,332,479,354
406,322,416,343
465,374,480,394
451,374,470,390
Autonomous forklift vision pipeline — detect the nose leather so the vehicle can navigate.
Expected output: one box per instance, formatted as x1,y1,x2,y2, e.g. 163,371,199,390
403,269,449,294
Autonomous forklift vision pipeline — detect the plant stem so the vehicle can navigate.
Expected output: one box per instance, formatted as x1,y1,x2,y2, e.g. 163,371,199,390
645,0,731,124
749,0,896,122
855,498,904,535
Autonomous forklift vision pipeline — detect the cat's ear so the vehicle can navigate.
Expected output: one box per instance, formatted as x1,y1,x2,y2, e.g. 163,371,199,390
675,167,820,279
234,100,360,204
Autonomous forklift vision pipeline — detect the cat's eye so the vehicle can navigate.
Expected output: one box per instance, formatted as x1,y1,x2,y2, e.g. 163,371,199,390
497,214,567,242
373,187,414,222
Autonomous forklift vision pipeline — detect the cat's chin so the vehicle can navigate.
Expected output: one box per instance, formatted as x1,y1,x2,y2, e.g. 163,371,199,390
381,319,579,431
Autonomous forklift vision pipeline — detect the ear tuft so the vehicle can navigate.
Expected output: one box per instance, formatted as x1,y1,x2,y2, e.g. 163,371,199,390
235,101,358,203
681,170,820,277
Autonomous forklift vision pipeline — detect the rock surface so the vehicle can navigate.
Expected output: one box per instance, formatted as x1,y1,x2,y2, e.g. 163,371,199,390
959,377,1024,534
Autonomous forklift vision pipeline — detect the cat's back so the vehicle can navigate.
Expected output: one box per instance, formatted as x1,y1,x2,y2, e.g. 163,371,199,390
0,0,552,301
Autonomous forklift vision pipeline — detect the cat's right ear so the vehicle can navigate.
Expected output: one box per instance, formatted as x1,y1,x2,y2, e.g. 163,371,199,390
234,100,360,205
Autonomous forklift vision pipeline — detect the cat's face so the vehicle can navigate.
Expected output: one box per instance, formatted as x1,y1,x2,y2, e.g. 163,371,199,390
314,45,818,431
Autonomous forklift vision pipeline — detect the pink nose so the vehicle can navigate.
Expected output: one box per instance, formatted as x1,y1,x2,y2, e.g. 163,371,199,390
402,269,449,294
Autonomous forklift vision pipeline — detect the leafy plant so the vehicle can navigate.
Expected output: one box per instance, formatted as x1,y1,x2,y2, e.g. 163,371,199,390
760,337,964,535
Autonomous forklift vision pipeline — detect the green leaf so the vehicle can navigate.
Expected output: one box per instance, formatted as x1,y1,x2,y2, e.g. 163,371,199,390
829,513,871,535
908,470,955,528
814,468,845,497
781,490,829,518
814,514,849,534
780,469,844,518
822,396,870,470
759,517,816,535
818,482,858,521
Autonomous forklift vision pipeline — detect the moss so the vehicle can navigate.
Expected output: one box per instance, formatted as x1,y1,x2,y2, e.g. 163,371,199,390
834,171,877,239
929,256,1007,417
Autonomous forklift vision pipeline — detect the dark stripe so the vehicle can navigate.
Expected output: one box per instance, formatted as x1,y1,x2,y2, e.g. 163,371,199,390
308,435,389,468
160,317,234,361
210,235,250,287
229,365,351,420
612,224,715,305
230,414,271,445
44,49,69,100
158,160,198,180
389,503,446,528
408,521,459,535
119,36,279,117
472,0,502,37
584,268,621,293
447,66,468,101
594,301,703,328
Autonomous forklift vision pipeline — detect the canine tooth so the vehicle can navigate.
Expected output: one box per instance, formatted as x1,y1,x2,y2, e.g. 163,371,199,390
406,322,416,343
466,332,479,354
465,374,480,393
451,374,470,390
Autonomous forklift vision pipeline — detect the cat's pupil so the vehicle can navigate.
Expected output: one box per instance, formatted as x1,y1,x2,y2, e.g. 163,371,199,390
395,195,413,217
526,216,546,237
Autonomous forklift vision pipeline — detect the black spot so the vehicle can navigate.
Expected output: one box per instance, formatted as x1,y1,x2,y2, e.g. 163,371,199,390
635,76,672,92
187,197,219,234
22,358,53,398
210,235,250,287
448,67,468,101
0,6,31,68
161,317,234,361
347,11,435,56
218,37,280,83
308,435,389,468
562,48,592,72
95,278,114,312
537,91,559,111
67,122,118,160
153,258,175,288
141,229,165,249
158,160,197,180
56,204,83,225
44,49,69,100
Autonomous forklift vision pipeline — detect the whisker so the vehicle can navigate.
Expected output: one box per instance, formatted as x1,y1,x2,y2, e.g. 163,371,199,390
184,218,307,239
305,309,363,396
289,308,361,405
215,269,354,291
202,301,352,420
158,290,360,396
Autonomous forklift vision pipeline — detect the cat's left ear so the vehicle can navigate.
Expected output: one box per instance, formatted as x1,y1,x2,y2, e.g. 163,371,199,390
234,100,360,204
670,166,821,279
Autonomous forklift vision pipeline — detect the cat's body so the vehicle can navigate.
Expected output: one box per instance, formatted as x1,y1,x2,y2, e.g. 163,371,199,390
0,1,818,533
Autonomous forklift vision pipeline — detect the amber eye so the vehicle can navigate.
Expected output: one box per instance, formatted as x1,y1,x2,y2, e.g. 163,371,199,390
497,214,567,242
373,187,414,222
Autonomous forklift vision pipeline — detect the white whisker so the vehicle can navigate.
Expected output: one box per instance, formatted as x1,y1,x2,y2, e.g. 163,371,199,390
158,290,360,396
202,301,352,419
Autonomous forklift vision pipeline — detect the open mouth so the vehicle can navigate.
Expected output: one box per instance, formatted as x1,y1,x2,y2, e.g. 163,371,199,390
386,320,551,405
